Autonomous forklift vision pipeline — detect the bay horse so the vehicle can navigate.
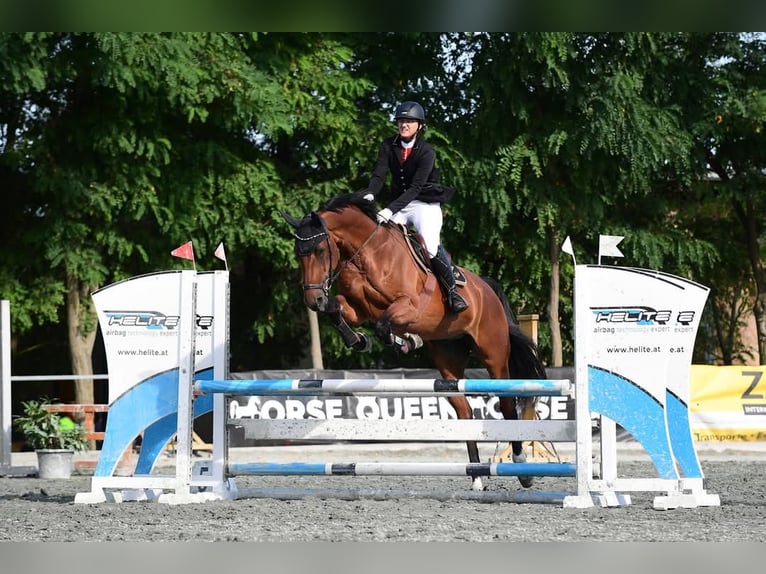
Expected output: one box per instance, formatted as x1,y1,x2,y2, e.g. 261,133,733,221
282,191,547,490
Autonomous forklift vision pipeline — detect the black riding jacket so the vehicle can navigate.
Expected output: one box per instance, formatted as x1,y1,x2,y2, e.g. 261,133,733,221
367,135,449,214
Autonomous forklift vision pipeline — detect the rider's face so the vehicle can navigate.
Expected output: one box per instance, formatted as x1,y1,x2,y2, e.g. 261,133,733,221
397,119,419,141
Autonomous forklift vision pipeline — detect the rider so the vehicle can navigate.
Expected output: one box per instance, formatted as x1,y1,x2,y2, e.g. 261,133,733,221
363,100,468,314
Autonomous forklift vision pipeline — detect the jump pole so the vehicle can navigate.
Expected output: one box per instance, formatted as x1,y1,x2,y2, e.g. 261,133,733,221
75,269,582,504
192,375,580,502
191,264,719,509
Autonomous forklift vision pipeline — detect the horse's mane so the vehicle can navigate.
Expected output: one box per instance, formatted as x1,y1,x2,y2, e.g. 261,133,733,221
320,192,378,222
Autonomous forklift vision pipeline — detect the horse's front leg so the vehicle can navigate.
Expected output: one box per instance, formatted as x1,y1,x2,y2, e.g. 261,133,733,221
447,395,485,491
323,296,371,352
373,297,423,353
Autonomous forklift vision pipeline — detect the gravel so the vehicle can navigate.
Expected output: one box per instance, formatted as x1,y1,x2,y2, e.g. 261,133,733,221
1,459,763,542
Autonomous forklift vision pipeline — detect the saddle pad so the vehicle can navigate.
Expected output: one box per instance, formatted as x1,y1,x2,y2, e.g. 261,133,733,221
398,224,467,287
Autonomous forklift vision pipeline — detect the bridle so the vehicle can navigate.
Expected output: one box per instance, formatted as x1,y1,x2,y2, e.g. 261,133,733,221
294,211,381,299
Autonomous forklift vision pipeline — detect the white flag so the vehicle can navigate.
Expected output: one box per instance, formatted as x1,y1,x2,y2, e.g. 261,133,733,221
214,242,228,270
214,242,226,262
561,236,574,256
599,235,624,258
561,236,576,265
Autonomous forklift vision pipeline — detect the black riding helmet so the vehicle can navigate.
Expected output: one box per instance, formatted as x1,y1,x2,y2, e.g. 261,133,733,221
394,101,426,125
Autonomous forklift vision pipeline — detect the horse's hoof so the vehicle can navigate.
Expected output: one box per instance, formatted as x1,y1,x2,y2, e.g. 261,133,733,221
512,451,534,488
352,334,371,352
471,477,485,491
399,333,423,354
518,476,534,488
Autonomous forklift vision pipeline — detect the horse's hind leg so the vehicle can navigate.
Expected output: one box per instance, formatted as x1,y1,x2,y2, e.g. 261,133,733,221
429,341,484,490
498,396,534,488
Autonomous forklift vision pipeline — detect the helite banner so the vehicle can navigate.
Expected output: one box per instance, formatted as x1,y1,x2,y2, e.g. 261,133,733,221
576,265,710,479
92,270,216,405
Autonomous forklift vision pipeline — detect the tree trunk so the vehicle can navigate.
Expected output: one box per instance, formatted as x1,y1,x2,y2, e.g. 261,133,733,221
547,226,563,367
754,293,766,365
731,198,765,364
308,308,324,370
66,274,98,447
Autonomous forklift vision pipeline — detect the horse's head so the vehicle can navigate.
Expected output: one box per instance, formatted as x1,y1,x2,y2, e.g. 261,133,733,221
281,210,337,312
282,192,380,312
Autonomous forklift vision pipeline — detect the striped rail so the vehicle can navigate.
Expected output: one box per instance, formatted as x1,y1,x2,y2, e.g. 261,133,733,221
230,461,577,477
194,378,573,397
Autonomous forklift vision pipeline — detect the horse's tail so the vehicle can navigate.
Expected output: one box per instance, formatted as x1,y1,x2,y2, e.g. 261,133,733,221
481,276,547,380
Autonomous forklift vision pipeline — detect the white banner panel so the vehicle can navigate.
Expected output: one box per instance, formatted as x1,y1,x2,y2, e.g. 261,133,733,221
576,265,708,479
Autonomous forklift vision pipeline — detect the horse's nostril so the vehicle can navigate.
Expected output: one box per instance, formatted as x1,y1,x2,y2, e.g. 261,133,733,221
304,294,326,312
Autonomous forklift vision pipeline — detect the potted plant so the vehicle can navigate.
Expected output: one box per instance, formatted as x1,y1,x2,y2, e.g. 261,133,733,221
13,397,88,478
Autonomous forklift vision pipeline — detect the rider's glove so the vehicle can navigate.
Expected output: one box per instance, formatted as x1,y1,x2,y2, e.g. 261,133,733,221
363,193,374,202
376,208,393,223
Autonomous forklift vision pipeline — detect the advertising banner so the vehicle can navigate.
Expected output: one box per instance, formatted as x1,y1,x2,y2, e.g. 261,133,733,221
93,270,217,404
689,365,766,441
91,270,226,477
226,393,572,423
576,265,709,479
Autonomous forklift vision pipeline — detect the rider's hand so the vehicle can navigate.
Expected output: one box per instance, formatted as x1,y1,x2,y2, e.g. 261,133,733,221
363,193,374,202
376,208,393,223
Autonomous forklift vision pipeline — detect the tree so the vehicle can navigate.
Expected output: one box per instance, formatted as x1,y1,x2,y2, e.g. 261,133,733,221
674,33,766,363
0,33,364,392
3,32,764,382
441,33,720,366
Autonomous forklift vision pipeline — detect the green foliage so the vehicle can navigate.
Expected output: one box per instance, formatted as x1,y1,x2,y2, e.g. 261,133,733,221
13,397,88,451
1,32,765,371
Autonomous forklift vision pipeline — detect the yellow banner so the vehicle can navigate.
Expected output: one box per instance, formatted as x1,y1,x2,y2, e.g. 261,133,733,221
689,365,766,442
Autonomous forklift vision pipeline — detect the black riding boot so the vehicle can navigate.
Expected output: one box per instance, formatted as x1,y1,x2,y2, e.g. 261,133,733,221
430,246,468,314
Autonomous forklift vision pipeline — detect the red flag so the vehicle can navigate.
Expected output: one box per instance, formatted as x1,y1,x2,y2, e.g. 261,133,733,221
171,241,195,262
214,242,226,263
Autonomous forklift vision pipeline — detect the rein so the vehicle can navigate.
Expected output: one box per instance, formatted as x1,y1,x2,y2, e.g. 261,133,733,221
295,213,382,295
329,222,381,285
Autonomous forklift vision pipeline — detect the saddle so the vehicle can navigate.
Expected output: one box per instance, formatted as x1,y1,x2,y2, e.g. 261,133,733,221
395,224,467,286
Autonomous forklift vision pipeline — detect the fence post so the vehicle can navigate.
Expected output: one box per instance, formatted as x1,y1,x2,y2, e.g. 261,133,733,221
1,301,11,469
517,313,539,344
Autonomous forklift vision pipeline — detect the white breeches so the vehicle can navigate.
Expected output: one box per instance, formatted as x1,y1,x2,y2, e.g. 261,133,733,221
390,200,443,258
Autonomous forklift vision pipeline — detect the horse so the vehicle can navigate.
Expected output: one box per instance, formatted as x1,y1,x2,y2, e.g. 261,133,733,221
281,191,547,490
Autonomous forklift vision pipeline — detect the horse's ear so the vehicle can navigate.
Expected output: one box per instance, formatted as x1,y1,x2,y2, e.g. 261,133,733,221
280,211,301,229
